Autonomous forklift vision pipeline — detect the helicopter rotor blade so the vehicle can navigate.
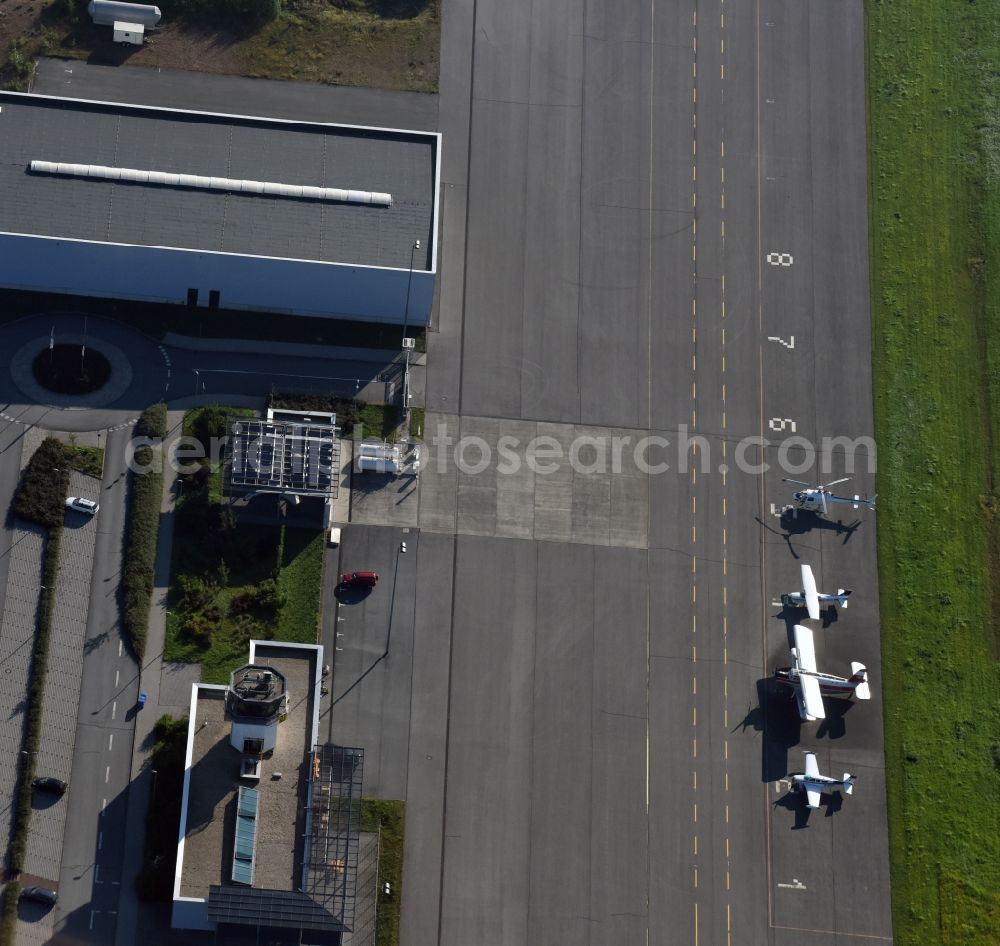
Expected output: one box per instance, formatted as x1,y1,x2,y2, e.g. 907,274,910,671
782,478,812,488
821,477,851,490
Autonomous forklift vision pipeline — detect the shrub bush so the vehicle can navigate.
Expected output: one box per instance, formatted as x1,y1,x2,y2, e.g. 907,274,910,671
13,438,70,528
231,578,285,616
177,574,214,612
181,613,218,647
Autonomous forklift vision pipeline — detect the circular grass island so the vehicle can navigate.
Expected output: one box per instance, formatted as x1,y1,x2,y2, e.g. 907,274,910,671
32,343,112,395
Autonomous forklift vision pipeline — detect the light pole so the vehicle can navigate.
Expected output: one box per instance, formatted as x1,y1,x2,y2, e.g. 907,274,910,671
401,239,421,422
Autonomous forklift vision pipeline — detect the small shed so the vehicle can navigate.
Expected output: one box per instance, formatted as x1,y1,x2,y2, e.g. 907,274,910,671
113,20,145,44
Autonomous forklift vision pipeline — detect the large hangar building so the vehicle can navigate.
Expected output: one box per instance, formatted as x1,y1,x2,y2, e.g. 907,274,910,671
0,91,440,324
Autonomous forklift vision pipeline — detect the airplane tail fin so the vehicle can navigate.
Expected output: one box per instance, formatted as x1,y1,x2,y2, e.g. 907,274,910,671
842,775,855,795
867,494,878,510
837,589,852,607
850,662,871,700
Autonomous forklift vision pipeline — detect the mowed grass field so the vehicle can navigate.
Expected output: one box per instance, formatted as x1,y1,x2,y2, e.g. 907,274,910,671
867,1,1000,942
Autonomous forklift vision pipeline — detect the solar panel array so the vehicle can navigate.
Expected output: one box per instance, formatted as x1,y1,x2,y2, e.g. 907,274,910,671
228,417,339,497
232,786,259,886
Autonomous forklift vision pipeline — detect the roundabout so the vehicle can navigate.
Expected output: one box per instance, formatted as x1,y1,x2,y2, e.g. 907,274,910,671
0,313,168,432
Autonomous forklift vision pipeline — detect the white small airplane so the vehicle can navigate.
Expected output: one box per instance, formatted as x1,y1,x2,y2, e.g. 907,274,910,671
781,563,851,620
782,477,877,517
774,625,871,721
789,751,857,809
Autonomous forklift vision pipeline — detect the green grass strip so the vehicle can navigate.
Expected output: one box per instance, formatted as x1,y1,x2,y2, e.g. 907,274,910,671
867,1,1000,941
277,528,325,641
361,798,405,946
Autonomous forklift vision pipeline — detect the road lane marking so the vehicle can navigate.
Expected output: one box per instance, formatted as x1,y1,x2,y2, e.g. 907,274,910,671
111,701,116,720
105,766,110,783
108,734,113,751
118,640,122,658
98,831,103,850
90,910,96,929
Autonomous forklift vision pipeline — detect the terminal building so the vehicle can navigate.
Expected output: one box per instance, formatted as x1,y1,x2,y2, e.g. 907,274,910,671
0,91,439,324
172,640,365,944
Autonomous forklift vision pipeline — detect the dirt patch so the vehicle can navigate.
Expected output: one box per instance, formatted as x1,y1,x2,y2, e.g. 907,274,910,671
0,0,438,92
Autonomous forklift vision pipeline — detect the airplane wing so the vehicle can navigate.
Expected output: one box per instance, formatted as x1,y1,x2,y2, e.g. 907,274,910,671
804,751,820,778
793,629,825,719
793,625,818,671
801,563,820,620
799,674,826,721
806,786,822,809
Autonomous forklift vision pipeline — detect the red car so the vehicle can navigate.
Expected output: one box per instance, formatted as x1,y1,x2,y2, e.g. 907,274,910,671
340,571,379,588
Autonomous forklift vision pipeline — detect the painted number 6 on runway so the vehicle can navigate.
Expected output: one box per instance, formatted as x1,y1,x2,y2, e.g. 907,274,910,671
766,252,793,266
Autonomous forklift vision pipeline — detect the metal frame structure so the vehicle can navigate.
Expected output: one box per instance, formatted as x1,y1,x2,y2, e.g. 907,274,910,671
227,416,340,499
303,744,364,931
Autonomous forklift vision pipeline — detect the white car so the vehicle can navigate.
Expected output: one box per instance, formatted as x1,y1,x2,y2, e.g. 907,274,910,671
65,497,99,516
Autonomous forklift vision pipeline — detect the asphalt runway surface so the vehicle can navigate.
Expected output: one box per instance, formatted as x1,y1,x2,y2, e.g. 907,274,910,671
413,0,892,944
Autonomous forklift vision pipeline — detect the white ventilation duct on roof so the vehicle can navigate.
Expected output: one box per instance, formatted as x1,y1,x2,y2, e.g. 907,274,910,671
28,160,393,206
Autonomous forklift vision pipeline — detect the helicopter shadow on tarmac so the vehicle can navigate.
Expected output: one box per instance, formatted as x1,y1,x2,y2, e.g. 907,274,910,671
756,508,862,559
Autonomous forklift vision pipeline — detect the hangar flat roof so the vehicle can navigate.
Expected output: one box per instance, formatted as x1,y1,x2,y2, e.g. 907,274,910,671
0,91,437,269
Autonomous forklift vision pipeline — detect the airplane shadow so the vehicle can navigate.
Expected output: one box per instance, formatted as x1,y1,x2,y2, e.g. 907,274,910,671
815,697,855,740
773,784,847,828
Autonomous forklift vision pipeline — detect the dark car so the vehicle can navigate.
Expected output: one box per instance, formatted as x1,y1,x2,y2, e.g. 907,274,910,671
340,571,379,588
31,776,68,796
20,886,58,906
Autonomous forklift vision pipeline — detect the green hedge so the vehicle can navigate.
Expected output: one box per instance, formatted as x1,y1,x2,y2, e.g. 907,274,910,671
0,881,20,946
122,405,168,658
13,437,70,528
7,528,61,874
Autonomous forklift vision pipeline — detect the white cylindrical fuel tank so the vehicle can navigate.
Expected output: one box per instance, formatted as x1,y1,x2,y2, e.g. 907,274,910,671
88,0,161,26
